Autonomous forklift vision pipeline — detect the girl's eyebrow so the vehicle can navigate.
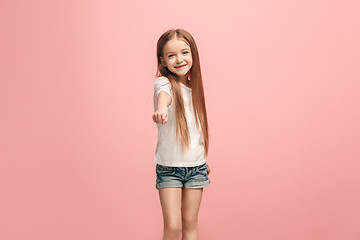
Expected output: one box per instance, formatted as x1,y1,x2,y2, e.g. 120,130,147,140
166,48,190,55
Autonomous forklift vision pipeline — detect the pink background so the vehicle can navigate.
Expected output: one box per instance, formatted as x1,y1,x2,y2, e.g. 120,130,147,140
1,0,359,239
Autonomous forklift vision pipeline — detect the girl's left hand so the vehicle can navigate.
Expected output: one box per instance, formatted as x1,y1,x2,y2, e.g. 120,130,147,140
206,164,211,175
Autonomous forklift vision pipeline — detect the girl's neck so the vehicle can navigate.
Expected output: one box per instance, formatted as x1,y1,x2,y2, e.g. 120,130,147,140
178,75,191,88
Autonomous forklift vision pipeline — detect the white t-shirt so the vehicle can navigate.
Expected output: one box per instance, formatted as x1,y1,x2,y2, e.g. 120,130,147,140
153,76,206,167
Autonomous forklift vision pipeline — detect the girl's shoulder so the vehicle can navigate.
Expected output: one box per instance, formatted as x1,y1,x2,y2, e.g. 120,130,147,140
154,76,171,87
156,75,170,81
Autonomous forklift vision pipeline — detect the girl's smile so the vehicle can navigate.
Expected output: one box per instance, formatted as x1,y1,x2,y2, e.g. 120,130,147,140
175,64,187,69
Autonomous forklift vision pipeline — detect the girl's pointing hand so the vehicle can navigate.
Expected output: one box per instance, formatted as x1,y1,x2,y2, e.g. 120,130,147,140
152,107,168,125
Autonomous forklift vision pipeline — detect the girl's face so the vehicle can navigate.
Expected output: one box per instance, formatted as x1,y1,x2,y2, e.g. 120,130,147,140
160,38,193,79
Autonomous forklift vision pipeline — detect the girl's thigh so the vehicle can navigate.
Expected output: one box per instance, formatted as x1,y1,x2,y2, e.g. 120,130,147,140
181,187,203,222
158,187,182,226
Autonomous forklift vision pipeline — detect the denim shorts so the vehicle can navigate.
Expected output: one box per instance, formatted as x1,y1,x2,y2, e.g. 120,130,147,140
155,162,210,189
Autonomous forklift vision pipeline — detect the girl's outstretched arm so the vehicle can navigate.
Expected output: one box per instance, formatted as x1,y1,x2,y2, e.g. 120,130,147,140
152,91,171,125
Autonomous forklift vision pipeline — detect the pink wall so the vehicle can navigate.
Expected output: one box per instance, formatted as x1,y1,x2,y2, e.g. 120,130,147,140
1,0,359,239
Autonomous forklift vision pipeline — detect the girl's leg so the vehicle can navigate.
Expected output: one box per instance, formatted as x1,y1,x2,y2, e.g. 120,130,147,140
181,188,203,240
158,187,183,240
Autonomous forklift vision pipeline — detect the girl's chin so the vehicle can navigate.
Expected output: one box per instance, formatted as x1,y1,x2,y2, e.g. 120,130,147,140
171,69,189,76
174,73,188,78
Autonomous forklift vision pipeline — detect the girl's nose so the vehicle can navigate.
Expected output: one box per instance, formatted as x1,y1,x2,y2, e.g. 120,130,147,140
176,56,183,63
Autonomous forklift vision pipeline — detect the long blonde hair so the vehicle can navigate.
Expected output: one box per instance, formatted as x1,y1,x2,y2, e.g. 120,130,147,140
156,29,209,157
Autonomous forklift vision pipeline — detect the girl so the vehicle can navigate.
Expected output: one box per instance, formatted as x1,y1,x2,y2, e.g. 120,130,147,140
152,29,211,240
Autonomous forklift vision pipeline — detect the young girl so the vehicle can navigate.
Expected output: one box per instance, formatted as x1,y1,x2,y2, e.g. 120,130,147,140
152,29,211,240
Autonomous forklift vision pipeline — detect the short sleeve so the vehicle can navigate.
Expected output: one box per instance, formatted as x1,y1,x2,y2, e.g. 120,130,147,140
153,76,173,108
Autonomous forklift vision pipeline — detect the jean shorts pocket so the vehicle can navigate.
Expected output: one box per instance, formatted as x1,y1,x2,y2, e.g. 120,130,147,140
156,164,176,174
195,163,207,175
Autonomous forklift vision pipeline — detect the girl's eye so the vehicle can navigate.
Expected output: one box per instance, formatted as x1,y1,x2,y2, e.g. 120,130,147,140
168,52,188,57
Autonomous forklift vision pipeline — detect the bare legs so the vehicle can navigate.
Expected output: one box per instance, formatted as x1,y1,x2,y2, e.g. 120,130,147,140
158,187,204,240
159,188,182,239
181,188,203,240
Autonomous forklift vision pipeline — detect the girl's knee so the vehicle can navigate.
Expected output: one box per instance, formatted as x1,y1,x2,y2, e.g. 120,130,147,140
164,222,182,233
182,218,198,231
